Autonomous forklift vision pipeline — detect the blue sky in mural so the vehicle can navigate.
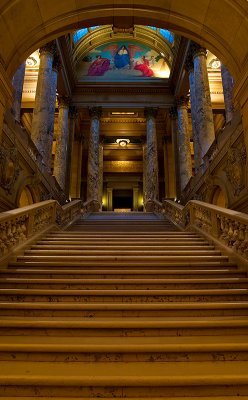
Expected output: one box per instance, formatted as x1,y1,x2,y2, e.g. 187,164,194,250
76,40,170,81
73,26,174,45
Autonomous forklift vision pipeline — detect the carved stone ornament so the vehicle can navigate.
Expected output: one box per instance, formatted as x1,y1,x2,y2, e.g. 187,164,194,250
0,147,20,194
225,145,247,196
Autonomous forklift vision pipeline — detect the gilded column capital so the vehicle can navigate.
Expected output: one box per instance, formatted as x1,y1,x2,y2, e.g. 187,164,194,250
39,41,56,57
144,107,158,119
176,96,189,109
190,42,207,60
58,95,70,109
89,106,102,119
169,106,178,120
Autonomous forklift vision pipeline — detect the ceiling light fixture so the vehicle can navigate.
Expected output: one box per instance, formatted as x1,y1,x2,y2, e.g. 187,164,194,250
116,138,130,147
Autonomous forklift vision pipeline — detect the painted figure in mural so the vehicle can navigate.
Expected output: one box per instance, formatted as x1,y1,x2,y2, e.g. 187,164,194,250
87,55,110,76
134,55,154,77
114,45,131,69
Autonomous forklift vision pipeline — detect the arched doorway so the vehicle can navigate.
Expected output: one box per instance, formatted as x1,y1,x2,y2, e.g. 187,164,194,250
18,186,34,208
211,186,227,208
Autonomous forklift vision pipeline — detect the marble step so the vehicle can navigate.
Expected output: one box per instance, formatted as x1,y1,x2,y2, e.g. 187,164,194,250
32,244,213,250
0,360,248,398
0,288,248,302
3,398,248,400
0,316,248,336
0,301,248,317
14,255,229,265
8,260,237,269
46,231,200,236
0,335,248,362
1,277,248,290
1,267,245,279
23,249,222,257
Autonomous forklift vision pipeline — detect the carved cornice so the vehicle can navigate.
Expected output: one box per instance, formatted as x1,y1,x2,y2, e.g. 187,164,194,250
74,85,170,95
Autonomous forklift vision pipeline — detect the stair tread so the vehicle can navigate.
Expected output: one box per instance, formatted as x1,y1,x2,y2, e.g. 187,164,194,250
1,301,248,309
0,315,248,328
1,361,248,385
0,288,247,294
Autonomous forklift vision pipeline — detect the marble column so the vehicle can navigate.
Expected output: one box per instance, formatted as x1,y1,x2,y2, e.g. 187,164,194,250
66,106,78,198
11,62,26,122
47,53,61,173
53,95,70,190
142,143,147,206
87,107,102,208
144,107,159,205
98,142,104,208
177,97,192,191
185,56,201,172
221,63,234,124
192,43,215,159
31,41,56,170
169,107,180,198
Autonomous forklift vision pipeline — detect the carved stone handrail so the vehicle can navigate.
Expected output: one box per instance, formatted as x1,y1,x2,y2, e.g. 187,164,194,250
163,199,248,265
0,199,83,265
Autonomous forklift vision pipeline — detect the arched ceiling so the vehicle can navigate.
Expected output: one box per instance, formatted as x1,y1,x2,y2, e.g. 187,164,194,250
1,0,247,83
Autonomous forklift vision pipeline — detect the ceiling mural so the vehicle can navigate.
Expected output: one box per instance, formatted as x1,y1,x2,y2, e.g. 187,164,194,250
76,40,170,81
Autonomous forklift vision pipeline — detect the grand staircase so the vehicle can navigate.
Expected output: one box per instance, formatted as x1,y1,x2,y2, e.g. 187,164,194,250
0,211,248,399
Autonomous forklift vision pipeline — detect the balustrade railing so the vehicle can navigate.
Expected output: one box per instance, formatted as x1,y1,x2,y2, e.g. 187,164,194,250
0,199,83,265
164,199,248,264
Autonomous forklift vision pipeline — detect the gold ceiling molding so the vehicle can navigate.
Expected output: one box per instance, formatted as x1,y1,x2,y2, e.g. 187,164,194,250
104,160,143,173
101,118,146,123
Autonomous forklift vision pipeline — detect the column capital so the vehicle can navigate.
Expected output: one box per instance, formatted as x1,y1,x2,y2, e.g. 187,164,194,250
39,41,56,57
58,95,70,109
52,52,62,72
69,105,78,119
89,106,102,119
190,42,207,60
144,107,158,119
169,106,178,120
185,54,194,73
176,96,189,109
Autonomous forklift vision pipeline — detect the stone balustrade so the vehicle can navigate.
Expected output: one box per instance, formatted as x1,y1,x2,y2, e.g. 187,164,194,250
163,199,248,264
0,199,83,265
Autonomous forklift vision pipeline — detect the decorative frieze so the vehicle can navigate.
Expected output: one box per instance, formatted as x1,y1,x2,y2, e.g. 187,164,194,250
225,143,246,196
0,147,20,194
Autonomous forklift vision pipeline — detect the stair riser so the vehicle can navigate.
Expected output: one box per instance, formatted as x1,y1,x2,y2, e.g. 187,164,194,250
0,308,247,317
0,294,248,302
0,384,248,398
9,263,233,269
0,351,248,362
1,271,245,279
1,326,248,337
